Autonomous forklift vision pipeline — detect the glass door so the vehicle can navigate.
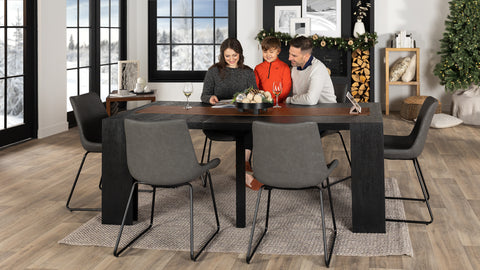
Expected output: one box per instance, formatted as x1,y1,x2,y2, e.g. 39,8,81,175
0,0,36,147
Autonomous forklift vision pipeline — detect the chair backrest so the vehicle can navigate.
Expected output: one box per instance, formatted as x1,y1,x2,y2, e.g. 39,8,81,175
252,121,331,189
70,92,108,148
124,119,203,186
333,83,348,103
408,96,439,157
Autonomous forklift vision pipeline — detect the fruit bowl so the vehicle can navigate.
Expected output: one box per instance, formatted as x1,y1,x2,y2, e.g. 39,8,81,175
235,102,273,114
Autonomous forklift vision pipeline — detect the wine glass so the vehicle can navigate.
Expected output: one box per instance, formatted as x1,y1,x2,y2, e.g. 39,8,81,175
183,83,193,109
272,81,282,108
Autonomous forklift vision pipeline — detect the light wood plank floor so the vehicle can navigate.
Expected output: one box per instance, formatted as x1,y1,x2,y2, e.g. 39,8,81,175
1,113,479,270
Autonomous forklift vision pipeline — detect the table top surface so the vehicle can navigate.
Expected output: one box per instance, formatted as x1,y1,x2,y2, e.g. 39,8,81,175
106,101,383,130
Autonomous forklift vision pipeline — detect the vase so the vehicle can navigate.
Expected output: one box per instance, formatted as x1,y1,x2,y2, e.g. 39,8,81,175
353,19,366,38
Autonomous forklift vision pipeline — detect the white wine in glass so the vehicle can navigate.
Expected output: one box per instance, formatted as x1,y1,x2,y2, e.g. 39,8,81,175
183,83,193,109
272,81,282,108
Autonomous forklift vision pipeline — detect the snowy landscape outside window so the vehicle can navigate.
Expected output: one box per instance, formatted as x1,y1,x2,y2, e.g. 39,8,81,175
149,0,236,82
1,0,25,130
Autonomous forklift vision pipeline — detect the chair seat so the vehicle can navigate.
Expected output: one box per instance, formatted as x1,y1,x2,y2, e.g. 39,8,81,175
384,134,418,160
82,141,102,153
203,129,236,141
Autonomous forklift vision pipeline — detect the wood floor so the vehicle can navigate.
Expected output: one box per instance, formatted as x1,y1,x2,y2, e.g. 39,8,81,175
1,113,479,270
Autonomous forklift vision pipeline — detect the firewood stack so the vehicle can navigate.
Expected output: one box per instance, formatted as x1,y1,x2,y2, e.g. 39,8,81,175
351,49,370,103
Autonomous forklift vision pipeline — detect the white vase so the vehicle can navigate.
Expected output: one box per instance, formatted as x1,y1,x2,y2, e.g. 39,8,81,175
353,19,366,38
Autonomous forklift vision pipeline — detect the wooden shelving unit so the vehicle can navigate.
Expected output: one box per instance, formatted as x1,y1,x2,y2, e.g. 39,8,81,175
385,48,420,115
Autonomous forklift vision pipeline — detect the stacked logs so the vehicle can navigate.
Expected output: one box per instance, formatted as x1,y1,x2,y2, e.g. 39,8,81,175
351,49,370,102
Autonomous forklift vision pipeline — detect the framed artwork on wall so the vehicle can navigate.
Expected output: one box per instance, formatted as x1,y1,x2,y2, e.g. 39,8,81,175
274,5,301,33
118,60,139,91
290,18,311,37
302,0,341,37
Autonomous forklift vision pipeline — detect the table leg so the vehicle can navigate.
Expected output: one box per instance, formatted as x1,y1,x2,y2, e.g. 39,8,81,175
235,135,246,228
102,117,137,225
350,122,386,233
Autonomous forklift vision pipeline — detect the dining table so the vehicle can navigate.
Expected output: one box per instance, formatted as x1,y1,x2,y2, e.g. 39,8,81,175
101,101,385,233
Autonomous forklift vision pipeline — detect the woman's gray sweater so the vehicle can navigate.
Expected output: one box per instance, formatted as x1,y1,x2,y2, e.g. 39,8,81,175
201,66,257,104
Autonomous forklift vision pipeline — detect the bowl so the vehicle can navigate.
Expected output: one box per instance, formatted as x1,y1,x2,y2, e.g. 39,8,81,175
235,102,273,115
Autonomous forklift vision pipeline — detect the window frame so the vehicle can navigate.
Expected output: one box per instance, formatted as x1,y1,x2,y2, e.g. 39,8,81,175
66,0,127,126
147,0,237,82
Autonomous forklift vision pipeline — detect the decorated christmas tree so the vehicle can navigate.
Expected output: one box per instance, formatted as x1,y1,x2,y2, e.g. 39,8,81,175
434,0,480,92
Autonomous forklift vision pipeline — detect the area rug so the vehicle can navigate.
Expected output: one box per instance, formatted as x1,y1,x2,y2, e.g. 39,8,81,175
59,176,413,257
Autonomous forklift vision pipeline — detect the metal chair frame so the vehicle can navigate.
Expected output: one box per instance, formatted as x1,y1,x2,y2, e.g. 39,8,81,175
246,179,337,267
113,171,220,260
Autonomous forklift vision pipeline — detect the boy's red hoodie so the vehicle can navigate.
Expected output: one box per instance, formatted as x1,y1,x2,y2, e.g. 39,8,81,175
254,58,292,103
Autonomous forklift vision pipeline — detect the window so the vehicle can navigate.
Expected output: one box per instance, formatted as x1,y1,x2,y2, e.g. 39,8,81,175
66,0,126,114
66,0,91,112
0,0,36,147
148,0,236,82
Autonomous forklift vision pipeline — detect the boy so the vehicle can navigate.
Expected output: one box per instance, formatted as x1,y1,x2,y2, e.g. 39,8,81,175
254,36,292,103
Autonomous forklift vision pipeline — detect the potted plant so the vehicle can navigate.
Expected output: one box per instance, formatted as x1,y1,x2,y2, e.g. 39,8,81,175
353,0,371,38
434,0,480,125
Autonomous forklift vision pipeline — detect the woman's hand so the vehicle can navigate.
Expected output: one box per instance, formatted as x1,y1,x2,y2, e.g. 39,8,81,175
209,95,219,105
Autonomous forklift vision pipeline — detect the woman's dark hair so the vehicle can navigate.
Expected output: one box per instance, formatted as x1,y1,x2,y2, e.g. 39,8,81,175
212,38,250,77
289,36,313,54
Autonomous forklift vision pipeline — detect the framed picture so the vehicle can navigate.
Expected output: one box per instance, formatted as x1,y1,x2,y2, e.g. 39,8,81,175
274,5,301,33
302,0,341,37
290,18,311,37
118,60,139,91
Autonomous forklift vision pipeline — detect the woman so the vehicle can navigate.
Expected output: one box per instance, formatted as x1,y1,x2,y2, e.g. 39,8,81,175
201,38,257,104
201,38,261,190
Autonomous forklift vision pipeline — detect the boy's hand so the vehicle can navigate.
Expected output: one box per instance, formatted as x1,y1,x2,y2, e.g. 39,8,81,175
209,95,219,105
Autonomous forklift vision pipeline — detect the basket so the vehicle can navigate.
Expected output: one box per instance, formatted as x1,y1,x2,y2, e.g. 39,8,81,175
400,96,441,120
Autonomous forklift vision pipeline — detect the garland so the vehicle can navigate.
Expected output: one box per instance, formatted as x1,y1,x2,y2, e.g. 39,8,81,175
255,29,377,51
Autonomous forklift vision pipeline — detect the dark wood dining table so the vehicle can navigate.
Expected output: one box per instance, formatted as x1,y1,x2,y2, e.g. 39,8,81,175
101,101,385,233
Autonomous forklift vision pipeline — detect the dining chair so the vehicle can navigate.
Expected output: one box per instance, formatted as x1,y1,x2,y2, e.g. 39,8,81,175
114,119,221,260
66,92,107,212
200,130,237,186
384,96,438,225
246,121,338,267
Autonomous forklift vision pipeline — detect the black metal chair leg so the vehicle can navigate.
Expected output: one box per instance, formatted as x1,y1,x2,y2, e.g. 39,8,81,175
386,159,433,225
321,179,337,267
246,186,270,264
337,131,351,166
190,171,221,261
66,151,101,212
200,137,212,188
414,158,430,200
114,183,156,257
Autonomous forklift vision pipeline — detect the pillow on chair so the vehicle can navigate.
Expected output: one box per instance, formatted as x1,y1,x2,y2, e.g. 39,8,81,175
389,57,411,82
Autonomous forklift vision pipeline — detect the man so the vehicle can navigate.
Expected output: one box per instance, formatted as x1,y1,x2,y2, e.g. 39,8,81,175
286,36,337,105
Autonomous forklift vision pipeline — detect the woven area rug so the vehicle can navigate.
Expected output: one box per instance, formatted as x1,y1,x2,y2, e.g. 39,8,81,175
59,176,413,257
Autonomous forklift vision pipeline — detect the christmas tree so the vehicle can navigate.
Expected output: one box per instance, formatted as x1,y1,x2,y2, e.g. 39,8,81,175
434,0,480,92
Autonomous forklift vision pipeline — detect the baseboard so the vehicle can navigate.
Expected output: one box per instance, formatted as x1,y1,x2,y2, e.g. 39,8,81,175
37,122,69,139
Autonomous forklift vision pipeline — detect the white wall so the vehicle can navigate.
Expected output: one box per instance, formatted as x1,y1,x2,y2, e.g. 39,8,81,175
37,0,452,138
375,0,451,111
37,0,68,138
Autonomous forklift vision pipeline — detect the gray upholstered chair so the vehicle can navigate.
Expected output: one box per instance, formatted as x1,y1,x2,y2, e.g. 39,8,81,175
246,121,338,267
384,96,438,225
114,119,221,260
200,130,236,186
67,92,107,211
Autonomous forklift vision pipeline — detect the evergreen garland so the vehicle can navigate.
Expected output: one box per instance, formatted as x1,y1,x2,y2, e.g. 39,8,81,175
434,0,480,92
255,29,377,52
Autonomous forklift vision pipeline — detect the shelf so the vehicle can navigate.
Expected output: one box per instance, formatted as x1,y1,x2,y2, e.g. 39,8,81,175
384,48,420,115
388,81,419,85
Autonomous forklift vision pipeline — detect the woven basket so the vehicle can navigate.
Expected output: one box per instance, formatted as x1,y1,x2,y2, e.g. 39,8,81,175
400,96,441,120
